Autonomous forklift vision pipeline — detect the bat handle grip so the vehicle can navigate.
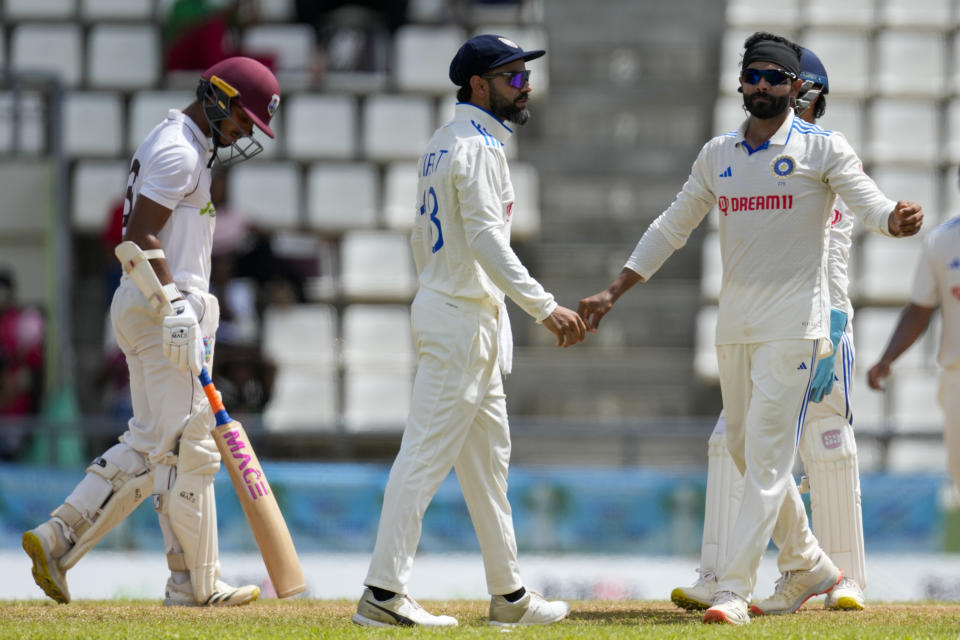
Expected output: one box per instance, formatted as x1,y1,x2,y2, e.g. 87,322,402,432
198,367,232,426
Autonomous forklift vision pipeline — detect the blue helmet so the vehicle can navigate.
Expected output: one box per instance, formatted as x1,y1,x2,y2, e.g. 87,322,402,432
799,47,828,93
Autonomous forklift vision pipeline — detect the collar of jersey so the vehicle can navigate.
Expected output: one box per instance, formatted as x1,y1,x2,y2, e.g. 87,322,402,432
167,109,213,154
455,103,514,145
736,108,795,155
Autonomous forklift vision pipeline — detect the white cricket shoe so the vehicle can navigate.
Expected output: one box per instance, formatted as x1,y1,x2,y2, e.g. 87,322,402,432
22,522,71,604
824,577,865,610
703,590,750,625
489,590,570,627
352,588,458,627
670,569,717,611
750,554,842,615
163,579,260,607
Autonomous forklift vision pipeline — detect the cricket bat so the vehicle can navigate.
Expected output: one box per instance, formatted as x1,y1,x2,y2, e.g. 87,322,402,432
199,367,307,598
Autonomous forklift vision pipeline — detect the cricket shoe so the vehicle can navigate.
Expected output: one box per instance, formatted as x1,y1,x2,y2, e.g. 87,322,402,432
163,579,260,607
750,554,842,615
824,577,865,610
352,588,458,627
22,522,71,604
489,590,570,627
670,569,717,611
703,590,750,625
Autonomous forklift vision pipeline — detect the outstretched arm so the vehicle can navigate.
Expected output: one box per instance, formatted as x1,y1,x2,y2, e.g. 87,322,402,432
577,268,644,331
867,303,935,390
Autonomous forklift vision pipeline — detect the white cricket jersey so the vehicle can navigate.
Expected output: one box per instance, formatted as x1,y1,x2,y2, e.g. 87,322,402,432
122,109,215,294
829,198,854,322
910,216,960,369
410,103,557,322
626,110,894,346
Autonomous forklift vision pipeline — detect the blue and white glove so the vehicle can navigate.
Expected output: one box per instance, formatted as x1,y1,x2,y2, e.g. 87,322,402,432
162,296,203,375
808,308,848,403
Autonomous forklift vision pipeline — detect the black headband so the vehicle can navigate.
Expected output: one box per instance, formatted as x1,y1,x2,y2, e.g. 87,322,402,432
742,40,800,78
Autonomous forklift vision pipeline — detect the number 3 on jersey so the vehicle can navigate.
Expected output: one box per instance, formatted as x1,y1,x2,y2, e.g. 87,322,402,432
419,186,443,253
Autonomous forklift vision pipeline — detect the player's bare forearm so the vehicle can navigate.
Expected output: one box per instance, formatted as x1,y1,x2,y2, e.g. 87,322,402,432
887,200,923,237
867,303,935,390
578,268,644,330
543,306,588,347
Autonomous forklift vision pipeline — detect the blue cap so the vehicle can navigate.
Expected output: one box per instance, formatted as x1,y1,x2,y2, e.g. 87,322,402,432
799,47,829,94
449,34,545,87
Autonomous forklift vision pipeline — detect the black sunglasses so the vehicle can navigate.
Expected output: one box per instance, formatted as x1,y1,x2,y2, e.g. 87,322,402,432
741,68,796,86
481,69,531,89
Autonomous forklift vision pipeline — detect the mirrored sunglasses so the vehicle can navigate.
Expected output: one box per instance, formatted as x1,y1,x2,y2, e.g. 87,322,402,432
741,68,796,86
482,69,531,89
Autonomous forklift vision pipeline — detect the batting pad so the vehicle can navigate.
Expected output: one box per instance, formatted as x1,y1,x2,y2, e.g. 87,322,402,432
700,426,744,576
799,415,866,589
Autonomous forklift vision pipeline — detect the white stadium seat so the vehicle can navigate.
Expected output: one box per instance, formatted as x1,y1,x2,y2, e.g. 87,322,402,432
890,368,944,432
725,0,799,28
394,25,466,93
943,100,960,163
341,304,413,369
285,93,357,160
878,0,952,28
869,166,939,222
80,0,152,20
71,160,128,232
713,95,746,133
340,230,416,300
866,99,938,165
11,23,83,88
818,97,864,153
875,30,945,98
383,161,419,231
343,367,412,432
263,365,338,431
87,24,160,89
800,30,870,99
242,24,315,89
305,162,378,232
851,307,928,370
694,305,718,382
700,231,721,301
126,91,193,154
849,372,887,432
262,303,338,367
885,440,946,472
0,91,45,155
4,0,74,20
854,235,925,305
362,94,433,161
509,162,541,240
64,91,123,157
804,0,875,28
227,161,302,229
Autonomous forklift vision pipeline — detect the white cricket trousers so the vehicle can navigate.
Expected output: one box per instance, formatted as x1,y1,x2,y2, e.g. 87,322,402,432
365,287,522,596
940,366,960,491
716,339,822,599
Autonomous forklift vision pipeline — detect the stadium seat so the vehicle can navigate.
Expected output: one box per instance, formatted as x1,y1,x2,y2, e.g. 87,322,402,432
263,365,338,431
285,93,358,160
509,162,541,240
227,161,302,229
71,160,128,233
382,161,418,231
875,30,945,98
262,303,338,367
4,0,74,20
64,91,123,157
849,372,887,432
700,231,721,301
0,91,45,155
885,440,946,472
472,26,550,94
87,24,161,89
943,101,960,164
712,95,746,133
341,304,414,369
343,367,412,432
818,97,863,153
803,0,875,28
866,99,938,165
800,30,870,99
890,368,943,432
242,24,315,89
339,230,416,300
305,162,378,232
694,305,718,382
878,0,952,28
855,235,925,305
11,23,83,88
80,0,152,20
851,306,928,370
869,166,939,224
940,164,960,219
725,0,799,28
361,94,433,161
394,25,466,93
126,90,194,154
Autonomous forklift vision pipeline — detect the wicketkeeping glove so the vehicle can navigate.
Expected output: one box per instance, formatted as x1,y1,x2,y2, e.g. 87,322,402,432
162,296,203,375
808,308,848,403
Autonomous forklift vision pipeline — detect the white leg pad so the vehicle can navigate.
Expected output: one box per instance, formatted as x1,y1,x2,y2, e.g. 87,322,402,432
58,443,152,571
700,417,743,576
799,415,866,589
155,411,221,604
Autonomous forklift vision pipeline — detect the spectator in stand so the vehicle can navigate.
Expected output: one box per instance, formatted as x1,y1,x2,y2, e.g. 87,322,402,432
164,0,276,73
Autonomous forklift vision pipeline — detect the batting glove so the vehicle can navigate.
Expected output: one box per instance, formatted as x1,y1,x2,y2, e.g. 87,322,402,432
808,308,848,403
162,296,203,375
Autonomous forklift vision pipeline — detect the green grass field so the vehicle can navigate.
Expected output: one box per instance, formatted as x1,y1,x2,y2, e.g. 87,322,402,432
3,600,960,640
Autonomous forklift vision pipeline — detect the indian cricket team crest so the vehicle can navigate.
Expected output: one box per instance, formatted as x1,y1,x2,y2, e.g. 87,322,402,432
498,37,520,48
268,94,280,117
772,155,796,177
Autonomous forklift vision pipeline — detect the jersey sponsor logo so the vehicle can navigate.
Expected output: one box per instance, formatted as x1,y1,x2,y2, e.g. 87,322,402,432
717,194,794,215
772,155,796,177
719,166,732,178
821,429,843,450
199,201,216,217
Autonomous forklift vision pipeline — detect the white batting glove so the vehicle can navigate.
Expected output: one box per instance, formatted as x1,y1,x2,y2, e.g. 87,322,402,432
162,296,202,375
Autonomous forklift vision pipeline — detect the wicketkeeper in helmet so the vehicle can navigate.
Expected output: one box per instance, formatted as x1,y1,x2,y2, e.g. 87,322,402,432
23,57,281,606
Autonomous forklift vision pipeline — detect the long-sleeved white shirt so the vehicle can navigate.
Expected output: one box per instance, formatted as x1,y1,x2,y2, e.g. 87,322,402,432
828,198,854,324
911,216,960,369
626,110,894,347
410,102,557,323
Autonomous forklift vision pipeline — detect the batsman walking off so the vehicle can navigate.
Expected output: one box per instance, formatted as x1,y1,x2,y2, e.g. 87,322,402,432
578,31,923,625
353,34,587,628
22,57,281,607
